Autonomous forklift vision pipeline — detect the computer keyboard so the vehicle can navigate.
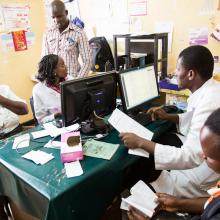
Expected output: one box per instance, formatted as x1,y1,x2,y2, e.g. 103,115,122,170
131,112,152,126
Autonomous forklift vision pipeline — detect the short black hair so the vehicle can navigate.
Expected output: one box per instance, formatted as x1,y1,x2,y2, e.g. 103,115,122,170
204,108,220,151
37,54,59,86
51,0,66,11
178,45,214,81
204,108,220,149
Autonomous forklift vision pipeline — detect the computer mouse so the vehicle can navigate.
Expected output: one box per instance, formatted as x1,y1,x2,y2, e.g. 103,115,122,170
55,120,63,128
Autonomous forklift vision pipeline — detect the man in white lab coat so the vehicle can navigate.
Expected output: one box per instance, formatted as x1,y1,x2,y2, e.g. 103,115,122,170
120,45,220,198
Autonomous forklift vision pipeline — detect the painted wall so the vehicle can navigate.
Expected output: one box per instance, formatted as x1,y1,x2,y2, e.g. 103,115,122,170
79,0,220,73
0,0,45,122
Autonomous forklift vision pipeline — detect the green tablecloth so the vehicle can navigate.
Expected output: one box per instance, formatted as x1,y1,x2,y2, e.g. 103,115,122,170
0,120,172,220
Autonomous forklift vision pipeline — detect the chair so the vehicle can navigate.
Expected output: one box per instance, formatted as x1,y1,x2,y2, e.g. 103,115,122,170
89,36,114,72
29,96,38,125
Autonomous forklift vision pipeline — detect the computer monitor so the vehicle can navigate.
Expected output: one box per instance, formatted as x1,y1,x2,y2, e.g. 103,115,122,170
118,65,160,113
61,72,117,127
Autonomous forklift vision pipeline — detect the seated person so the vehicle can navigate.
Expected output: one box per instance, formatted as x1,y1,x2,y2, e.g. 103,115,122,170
0,85,28,139
120,45,220,198
0,85,28,219
127,108,220,220
33,54,69,124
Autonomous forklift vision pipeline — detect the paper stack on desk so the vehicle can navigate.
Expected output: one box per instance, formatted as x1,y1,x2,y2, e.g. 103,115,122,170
121,180,158,218
108,108,153,157
22,150,54,165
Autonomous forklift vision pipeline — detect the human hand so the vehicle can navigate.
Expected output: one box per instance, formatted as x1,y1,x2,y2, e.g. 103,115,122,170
119,132,145,149
54,112,62,119
127,207,151,220
147,107,168,121
156,193,179,212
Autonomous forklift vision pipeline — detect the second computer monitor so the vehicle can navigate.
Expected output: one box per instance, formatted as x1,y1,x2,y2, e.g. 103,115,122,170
118,65,160,113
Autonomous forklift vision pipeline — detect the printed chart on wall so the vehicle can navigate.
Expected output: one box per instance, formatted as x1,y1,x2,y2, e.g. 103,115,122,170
0,3,35,57
85,0,130,40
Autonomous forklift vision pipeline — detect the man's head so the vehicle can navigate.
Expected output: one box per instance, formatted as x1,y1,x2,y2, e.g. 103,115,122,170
51,0,69,32
200,108,220,173
175,45,214,92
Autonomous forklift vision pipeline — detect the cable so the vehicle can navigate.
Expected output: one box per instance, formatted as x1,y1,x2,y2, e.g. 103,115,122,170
93,110,105,120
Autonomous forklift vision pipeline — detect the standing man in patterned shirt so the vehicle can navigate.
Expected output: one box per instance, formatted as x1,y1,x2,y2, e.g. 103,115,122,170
42,0,92,78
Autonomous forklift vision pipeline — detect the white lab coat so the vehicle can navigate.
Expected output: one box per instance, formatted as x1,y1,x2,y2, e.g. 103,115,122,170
151,78,220,198
0,85,25,133
32,82,61,124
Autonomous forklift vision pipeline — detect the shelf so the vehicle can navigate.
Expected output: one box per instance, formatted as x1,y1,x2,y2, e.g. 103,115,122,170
113,33,168,79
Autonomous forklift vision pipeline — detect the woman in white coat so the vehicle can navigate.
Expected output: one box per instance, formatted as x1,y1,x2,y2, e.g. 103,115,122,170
32,54,68,124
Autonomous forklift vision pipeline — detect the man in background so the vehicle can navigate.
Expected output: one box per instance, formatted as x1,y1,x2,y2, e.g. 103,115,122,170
42,0,92,78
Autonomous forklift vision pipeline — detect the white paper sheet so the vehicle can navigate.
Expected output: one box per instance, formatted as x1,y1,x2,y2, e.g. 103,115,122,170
12,133,30,149
108,108,153,157
22,150,54,165
43,122,80,137
31,129,50,139
121,180,158,217
64,161,83,178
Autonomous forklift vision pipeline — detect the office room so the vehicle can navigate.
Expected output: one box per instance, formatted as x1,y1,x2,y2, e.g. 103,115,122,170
1,0,220,219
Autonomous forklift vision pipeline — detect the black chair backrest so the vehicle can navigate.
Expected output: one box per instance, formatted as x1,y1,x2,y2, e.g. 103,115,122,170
30,96,38,125
89,36,114,72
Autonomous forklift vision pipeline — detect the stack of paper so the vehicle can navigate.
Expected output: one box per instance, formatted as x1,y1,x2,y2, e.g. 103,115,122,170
121,180,158,218
22,150,54,165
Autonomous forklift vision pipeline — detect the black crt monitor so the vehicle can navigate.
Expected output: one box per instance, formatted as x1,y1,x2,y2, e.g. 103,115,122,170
118,65,160,114
61,72,117,127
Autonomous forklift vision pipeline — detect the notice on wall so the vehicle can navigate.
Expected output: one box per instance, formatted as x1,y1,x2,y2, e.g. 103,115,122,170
12,30,27,51
189,27,208,45
129,0,147,16
1,4,30,32
0,7,4,32
154,21,174,52
199,0,215,15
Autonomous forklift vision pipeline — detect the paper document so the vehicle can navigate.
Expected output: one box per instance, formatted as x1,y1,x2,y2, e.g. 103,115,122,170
108,108,153,157
43,122,80,137
44,140,65,149
12,134,30,149
64,161,83,178
22,150,54,165
83,139,119,160
121,180,158,218
31,129,50,139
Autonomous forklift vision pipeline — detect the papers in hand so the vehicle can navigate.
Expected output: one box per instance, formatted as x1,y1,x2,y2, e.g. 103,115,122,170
121,180,158,218
83,139,119,160
108,108,153,157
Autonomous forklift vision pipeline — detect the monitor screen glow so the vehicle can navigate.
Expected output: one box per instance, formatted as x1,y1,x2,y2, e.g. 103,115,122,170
119,66,159,112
